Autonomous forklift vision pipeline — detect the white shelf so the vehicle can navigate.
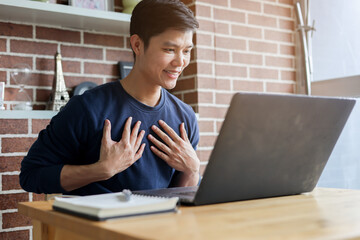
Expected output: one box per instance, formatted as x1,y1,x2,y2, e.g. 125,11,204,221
0,110,57,119
0,0,131,35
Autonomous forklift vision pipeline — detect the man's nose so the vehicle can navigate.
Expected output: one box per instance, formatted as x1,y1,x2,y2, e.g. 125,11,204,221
172,53,186,67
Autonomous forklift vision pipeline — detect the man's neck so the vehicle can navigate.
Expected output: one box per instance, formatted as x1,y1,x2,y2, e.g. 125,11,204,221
120,70,162,107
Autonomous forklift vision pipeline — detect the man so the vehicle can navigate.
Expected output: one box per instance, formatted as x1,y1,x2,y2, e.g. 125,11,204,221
19,0,200,196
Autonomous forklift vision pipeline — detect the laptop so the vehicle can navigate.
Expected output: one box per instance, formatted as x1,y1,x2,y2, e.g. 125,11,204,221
135,93,355,205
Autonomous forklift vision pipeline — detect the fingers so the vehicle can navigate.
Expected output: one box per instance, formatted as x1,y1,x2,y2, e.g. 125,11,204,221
102,119,111,144
158,120,181,142
180,122,189,141
148,133,171,154
130,120,142,146
122,117,132,142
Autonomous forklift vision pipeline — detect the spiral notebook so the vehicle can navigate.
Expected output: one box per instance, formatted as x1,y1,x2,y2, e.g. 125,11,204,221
52,192,179,221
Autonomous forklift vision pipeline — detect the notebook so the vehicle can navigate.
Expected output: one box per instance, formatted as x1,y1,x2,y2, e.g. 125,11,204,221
52,191,179,221
135,92,355,205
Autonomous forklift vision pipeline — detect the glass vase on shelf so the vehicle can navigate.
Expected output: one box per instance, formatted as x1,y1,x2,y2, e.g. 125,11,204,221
10,63,33,111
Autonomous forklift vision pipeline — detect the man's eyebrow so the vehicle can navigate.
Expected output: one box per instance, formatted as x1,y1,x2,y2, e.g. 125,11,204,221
163,41,194,48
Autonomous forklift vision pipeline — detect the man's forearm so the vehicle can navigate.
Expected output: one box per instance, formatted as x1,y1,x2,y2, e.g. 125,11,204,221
60,163,109,192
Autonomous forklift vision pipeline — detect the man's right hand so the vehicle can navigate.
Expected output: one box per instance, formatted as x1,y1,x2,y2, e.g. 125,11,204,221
97,117,146,179
60,117,145,192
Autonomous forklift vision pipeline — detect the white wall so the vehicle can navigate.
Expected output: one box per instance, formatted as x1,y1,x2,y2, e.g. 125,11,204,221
317,100,360,189
310,0,360,81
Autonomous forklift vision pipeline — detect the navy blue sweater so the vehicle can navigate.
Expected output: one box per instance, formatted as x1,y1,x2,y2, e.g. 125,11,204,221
20,81,199,196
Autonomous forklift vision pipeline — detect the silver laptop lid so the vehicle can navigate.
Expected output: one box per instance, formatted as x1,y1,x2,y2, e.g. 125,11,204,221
193,93,355,205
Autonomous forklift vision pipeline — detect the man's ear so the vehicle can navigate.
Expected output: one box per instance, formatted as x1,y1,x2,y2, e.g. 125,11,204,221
130,34,143,56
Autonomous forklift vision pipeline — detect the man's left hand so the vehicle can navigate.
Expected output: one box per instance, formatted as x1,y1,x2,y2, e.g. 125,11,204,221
148,120,200,183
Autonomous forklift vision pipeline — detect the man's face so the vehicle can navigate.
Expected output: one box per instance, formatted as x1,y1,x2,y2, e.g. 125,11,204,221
137,29,193,90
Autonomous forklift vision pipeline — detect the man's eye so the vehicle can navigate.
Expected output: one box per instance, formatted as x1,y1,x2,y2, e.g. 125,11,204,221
164,48,175,52
184,49,191,54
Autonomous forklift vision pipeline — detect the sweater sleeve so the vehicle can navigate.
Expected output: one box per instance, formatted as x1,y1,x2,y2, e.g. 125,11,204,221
19,96,91,194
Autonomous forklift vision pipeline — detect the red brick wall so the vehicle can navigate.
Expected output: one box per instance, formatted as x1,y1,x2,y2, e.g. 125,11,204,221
172,0,296,169
0,116,53,239
0,14,132,110
0,0,296,238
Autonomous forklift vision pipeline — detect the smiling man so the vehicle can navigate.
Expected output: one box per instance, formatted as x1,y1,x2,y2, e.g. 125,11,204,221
19,0,200,196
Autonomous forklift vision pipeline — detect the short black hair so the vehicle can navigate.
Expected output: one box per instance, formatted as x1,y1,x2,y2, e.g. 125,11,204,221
130,0,199,58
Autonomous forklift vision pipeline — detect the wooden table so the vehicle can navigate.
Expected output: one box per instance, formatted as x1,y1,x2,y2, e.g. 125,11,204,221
18,188,360,240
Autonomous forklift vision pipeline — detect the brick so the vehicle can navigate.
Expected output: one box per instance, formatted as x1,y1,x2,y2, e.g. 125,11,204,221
0,193,29,210
197,149,212,163
106,49,133,62
266,82,294,93
248,14,277,28
280,44,295,56
10,40,57,55
14,73,53,87
279,0,294,5
265,30,293,43
0,22,32,38
0,119,28,134
195,4,211,18
215,92,233,105
198,91,213,104
197,77,231,91
213,8,245,23
231,25,262,39
195,33,212,46
198,106,228,119
250,67,278,80
197,48,215,61
198,120,214,133
0,38,6,52
199,135,217,147
0,55,32,69
171,77,196,92
264,4,292,18
215,22,230,35
2,212,32,229
197,62,213,75
36,58,81,73
0,230,29,240
216,120,224,133
84,32,124,48
84,62,118,76
61,45,103,60
280,19,295,31
215,64,247,78
64,76,103,89
1,137,37,153
249,40,277,53
36,26,80,43
32,104,46,110
233,53,263,65
2,174,22,190
33,193,46,201
214,78,231,91
233,80,264,92
197,77,215,89
196,0,228,7
231,0,261,12
215,36,246,50
281,70,296,81
35,89,51,102
266,56,294,68
0,156,23,172
183,91,197,104
215,50,230,63
197,19,215,32
4,88,33,101
32,119,50,134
